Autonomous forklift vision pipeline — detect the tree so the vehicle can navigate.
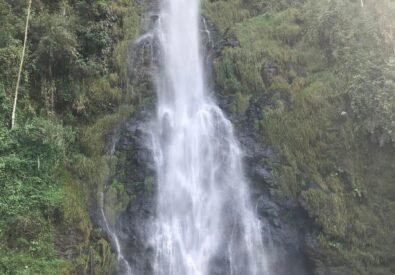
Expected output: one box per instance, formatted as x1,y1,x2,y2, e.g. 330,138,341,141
11,0,32,129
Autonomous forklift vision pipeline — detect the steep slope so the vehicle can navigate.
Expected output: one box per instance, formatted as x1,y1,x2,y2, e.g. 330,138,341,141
204,0,395,274
1,0,395,274
0,0,143,273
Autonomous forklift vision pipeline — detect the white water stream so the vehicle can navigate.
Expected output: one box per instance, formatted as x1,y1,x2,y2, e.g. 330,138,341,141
148,0,270,274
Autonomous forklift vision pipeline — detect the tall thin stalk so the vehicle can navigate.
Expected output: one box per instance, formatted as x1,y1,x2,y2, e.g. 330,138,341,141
11,0,32,129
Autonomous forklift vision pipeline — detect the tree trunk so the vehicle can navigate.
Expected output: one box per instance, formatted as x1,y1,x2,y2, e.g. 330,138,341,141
11,0,32,129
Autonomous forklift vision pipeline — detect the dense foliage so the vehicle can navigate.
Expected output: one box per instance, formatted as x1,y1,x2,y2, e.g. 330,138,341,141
1,0,395,274
0,0,141,273
204,0,395,274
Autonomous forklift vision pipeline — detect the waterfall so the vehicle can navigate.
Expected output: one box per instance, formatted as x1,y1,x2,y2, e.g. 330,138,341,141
149,0,270,274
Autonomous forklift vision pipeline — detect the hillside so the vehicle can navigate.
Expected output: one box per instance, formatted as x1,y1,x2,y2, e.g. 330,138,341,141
0,0,394,274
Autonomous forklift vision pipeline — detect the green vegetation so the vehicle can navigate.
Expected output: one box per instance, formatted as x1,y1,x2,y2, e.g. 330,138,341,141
0,0,142,273
1,0,395,273
205,0,395,274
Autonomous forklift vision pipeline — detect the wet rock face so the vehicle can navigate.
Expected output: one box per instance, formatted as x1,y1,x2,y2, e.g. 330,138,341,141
101,4,314,274
124,0,164,108
111,114,156,275
107,107,313,275
205,15,313,275
237,114,313,275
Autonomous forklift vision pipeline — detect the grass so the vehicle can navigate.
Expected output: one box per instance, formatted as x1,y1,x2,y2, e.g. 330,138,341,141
206,1,395,273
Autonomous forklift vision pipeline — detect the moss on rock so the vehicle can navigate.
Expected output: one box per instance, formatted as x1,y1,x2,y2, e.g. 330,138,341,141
206,0,395,274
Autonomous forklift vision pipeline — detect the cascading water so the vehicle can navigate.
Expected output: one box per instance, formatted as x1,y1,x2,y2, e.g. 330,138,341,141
149,0,270,274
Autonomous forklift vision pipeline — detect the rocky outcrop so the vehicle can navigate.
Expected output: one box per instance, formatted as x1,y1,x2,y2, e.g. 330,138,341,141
238,101,313,275
112,114,156,275
98,3,314,274
103,95,313,275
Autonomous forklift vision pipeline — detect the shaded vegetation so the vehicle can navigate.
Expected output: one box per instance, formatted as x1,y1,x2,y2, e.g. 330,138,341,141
0,0,143,273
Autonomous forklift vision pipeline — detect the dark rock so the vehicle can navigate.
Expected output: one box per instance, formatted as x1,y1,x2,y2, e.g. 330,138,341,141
252,165,275,186
278,197,300,210
108,113,156,275
212,49,314,274
98,6,315,275
257,194,280,218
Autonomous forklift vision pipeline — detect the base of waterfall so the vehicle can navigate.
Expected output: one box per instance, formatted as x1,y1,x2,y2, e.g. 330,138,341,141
103,114,313,275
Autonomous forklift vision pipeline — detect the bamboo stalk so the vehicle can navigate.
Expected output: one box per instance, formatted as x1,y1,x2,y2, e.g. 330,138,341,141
11,0,32,129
